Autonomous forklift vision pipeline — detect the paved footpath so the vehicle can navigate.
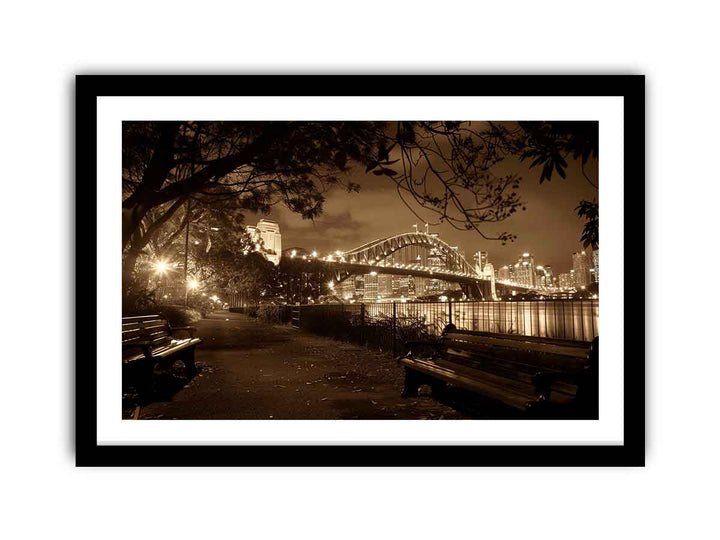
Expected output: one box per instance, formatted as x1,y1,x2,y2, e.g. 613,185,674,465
138,310,467,420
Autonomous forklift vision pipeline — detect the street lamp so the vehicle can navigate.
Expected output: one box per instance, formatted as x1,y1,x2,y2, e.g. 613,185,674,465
153,260,169,275
153,260,171,301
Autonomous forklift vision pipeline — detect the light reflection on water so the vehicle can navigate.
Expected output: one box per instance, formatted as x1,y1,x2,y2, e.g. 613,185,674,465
368,300,599,342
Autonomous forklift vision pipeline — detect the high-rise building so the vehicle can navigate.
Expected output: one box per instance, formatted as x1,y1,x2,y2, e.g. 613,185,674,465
536,265,554,289
558,271,575,290
353,275,365,299
497,265,512,282
247,219,282,265
592,250,599,283
340,278,355,300
515,252,536,287
413,276,428,297
572,250,592,288
364,273,378,300
377,274,393,299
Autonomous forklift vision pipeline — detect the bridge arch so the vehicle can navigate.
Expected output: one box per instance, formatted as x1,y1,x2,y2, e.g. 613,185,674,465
342,232,478,276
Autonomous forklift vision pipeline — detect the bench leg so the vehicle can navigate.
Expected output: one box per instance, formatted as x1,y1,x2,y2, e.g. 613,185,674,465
134,360,156,403
430,380,448,398
401,367,421,398
183,348,197,378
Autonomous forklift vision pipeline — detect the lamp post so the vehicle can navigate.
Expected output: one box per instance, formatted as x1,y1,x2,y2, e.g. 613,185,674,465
153,260,169,300
183,200,191,306
186,278,199,306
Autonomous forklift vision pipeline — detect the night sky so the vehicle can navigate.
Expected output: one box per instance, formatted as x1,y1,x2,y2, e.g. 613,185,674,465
249,131,598,275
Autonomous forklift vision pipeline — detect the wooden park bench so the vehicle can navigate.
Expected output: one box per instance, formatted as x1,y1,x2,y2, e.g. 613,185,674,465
398,325,598,418
122,314,202,399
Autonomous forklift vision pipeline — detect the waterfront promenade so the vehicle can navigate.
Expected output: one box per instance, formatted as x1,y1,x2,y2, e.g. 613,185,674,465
134,311,469,420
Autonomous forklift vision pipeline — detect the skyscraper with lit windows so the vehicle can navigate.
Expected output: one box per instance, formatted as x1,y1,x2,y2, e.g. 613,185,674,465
572,250,592,288
515,252,536,287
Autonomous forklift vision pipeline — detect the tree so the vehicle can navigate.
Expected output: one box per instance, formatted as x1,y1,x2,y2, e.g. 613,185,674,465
517,121,599,249
122,121,599,296
190,211,279,305
122,122,385,288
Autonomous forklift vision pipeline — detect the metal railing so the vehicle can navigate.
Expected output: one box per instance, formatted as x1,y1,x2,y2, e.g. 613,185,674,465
235,299,598,354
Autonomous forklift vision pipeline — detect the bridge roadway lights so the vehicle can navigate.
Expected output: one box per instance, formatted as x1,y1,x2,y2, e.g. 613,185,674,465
319,230,518,297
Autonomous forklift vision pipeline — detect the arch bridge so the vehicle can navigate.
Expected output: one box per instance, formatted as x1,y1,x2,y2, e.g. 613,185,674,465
320,231,497,299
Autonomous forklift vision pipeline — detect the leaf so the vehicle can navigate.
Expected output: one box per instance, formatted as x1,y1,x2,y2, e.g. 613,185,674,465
365,161,379,173
382,169,397,177
378,144,389,162
372,170,384,176
530,156,545,168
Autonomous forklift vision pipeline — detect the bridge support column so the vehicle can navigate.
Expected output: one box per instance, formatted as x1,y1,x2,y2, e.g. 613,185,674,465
461,282,489,301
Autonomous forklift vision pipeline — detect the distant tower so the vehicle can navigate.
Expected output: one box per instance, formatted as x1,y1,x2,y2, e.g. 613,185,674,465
592,250,599,283
364,273,378,300
251,219,282,265
515,252,536,287
572,250,592,288
559,272,575,290
543,266,554,288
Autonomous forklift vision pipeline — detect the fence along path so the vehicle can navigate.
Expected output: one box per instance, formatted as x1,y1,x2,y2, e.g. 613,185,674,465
236,300,598,345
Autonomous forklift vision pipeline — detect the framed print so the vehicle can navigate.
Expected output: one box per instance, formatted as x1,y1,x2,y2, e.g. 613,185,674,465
76,75,644,466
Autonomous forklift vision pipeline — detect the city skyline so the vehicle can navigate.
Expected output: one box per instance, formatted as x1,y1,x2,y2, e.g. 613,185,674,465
246,145,597,273
251,214,596,281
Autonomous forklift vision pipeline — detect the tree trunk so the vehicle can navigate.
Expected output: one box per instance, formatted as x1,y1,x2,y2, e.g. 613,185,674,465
122,247,143,303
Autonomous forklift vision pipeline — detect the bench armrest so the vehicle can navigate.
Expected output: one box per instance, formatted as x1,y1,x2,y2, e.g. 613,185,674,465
122,341,154,358
396,340,444,363
532,368,591,400
171,326,196,338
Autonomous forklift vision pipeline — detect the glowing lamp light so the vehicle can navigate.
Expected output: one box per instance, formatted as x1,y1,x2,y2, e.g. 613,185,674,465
187,279,199,290
153,260,170,275
369,271,377,276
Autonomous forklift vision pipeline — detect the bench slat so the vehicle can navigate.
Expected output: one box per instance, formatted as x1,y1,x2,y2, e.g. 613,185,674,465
401,329,595,413
444,331,589,359
400,357,536,410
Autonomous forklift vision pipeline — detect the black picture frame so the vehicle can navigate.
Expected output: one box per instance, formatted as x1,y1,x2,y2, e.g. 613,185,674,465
76,75,645,467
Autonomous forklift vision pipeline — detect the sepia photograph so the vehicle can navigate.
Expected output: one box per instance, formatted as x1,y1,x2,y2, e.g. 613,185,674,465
121,119,600,421
77,75,643,466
